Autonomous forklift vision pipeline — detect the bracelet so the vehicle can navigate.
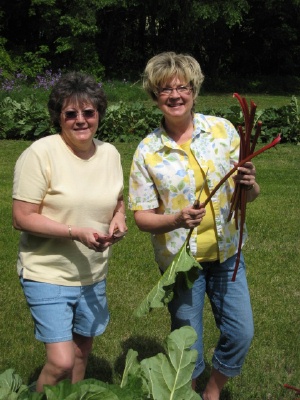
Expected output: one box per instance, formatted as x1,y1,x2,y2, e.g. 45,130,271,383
115,210,127,220
246,184,254,191
68,225,74,240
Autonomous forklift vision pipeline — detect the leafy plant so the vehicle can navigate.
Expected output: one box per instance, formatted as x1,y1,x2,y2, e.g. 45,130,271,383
123,326,200,400
282,95,300,144
15,46,51,79
0,96,53,139
134,241,201,317
0,369,40,400
0,90,299,143
98,102,161,143
0,327,201,400
257,96,300,144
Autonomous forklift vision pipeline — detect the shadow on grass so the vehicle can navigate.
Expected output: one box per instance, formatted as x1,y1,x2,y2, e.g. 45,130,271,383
86,355,113,383
27,366,42,387
114,334,166,377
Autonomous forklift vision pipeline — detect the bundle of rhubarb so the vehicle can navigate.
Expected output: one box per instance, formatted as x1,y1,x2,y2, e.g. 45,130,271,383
228,94,263,280
200,93,281,281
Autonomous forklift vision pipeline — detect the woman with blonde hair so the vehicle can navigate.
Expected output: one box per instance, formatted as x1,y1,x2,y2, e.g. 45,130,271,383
129,52,259,399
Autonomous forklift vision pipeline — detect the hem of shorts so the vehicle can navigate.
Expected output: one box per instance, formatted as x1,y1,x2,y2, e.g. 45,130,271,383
35,334,73,343
74,316,110,338
35,317,110,343
212,355,242,378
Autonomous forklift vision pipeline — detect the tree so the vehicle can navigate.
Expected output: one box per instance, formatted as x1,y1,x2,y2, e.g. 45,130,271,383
0,0,299,86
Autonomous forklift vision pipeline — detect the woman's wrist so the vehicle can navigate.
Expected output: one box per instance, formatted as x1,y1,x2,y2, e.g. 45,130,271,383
114,209,127,220
246,182,260,202
245,184,254,191
68,225,74,240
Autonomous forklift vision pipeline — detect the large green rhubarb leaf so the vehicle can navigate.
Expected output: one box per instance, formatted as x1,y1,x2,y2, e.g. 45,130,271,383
134,241,201,317
122,326,201,400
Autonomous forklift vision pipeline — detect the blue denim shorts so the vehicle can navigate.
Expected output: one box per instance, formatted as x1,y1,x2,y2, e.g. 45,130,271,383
20,276,109,343
168,253,254,379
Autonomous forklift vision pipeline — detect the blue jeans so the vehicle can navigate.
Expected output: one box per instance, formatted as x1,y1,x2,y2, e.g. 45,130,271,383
168,253,254,379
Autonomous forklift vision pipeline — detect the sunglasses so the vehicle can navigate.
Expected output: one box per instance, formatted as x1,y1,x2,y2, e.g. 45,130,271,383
62,109,97,119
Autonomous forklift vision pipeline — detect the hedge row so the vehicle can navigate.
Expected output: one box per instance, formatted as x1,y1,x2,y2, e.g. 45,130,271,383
0,96,299,144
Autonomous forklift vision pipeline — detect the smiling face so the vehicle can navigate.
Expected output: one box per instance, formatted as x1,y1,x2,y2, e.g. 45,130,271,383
60,99,99,150
156,76,194,122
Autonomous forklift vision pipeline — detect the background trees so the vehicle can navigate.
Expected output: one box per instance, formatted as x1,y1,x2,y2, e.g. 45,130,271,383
0,0,299,91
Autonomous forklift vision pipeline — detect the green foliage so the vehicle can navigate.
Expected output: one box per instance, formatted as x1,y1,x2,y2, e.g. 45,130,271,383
0,327,200,400
136,327,200,399
0,369,42,399
14,47,51,79
97,102,162,142
253,96,300,144
0,96,53,139
0,94,299,143
0,39,16,77
134,242,201,317
193,0,249,27
1,0,300,83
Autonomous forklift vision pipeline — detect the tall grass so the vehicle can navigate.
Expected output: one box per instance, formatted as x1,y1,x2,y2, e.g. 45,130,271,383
0,139,299,399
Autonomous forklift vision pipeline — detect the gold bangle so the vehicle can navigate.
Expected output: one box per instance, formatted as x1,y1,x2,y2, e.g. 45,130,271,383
68,225,74,240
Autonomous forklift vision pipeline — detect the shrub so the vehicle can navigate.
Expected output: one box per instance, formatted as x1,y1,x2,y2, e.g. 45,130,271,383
0,96,54,139
97,102,162,142
0,94,299,144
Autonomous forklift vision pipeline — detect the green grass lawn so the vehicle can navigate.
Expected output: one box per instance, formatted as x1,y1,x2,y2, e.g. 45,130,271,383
0,140,299,400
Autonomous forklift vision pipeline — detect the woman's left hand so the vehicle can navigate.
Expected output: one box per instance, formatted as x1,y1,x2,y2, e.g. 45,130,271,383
233,161,256,189
108,211,128,245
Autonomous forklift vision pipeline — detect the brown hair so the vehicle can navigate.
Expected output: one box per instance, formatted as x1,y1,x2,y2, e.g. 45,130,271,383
48,71,107,130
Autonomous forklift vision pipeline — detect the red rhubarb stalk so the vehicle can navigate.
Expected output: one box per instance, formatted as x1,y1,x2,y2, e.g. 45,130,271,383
202,134,281,208
283,383,300,394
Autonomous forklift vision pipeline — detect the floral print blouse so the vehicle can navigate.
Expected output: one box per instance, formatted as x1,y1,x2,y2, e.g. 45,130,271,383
128,113,247,270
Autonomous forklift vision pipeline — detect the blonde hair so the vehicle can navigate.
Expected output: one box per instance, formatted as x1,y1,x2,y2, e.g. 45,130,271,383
143,52,204,101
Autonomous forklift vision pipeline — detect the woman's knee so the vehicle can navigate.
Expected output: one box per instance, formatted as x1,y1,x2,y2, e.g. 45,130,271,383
226,324,254,353
45,342,76,375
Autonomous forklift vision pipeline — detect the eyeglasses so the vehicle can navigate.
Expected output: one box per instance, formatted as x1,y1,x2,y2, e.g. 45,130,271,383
62,109,97,119
157,85,193,96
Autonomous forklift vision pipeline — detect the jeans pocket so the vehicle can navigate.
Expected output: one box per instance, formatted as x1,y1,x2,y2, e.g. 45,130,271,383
21,279,61,305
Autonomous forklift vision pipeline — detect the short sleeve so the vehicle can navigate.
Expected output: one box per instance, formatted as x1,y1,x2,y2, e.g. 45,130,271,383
13,145,50,204
128,146,159,211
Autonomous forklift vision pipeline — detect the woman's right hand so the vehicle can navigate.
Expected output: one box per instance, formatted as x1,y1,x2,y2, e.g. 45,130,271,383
72,227,114,252
174,204,206,229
